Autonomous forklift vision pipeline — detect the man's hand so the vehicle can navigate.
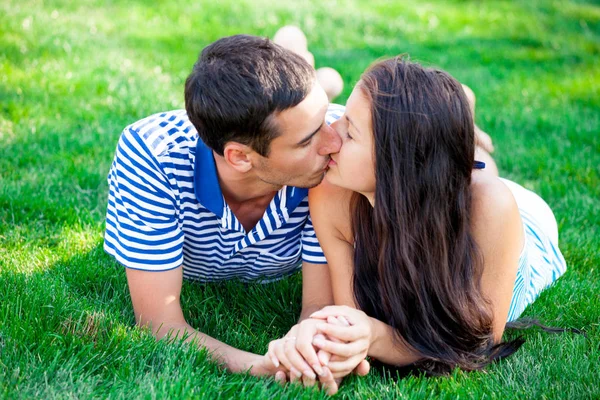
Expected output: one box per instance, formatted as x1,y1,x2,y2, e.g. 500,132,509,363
266,323,320,382
266,318,345,382
247,354,288,381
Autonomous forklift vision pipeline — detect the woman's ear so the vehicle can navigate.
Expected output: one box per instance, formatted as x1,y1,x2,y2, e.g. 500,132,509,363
222,142,253,173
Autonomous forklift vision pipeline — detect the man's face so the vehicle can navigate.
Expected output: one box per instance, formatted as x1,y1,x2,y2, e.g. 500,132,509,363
250,82,342,188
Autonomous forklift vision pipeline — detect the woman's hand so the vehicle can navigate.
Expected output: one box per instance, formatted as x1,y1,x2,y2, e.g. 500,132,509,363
265,317,357,394
310,306,374,377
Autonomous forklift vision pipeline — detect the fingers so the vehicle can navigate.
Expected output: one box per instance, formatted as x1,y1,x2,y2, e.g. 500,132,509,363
270,339,303,380
295,322,325,377
274,370,287,386
301,373,316,388
324,317,347,345
283,337,317,380
317,347,331,366
310,305,366,327
353,359,371,376
267,315,362,386
266,343,280,369
318,367,339,396
315,316,344,366
328,355,366,378
328,315,350,328
315,321,367,343
266,340,281,368
475,125,495,153
310,305,353,320
290,368,302,385
313,336,367,358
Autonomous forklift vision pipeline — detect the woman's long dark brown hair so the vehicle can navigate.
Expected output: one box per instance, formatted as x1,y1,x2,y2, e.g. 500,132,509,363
352,57,523,374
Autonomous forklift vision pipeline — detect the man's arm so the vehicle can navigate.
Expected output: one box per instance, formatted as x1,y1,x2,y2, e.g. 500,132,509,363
298,261,334,321
125,266,277,375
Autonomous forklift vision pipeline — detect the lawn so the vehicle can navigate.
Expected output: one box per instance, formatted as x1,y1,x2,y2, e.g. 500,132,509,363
1,0,599,398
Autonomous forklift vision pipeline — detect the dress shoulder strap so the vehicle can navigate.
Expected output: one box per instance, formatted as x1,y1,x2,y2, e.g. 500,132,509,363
473,160,486,169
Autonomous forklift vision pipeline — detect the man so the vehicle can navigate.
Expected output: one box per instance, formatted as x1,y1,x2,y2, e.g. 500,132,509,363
103,34,343,380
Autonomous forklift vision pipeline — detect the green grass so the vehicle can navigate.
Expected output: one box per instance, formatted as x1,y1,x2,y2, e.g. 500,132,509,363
1,0,599,398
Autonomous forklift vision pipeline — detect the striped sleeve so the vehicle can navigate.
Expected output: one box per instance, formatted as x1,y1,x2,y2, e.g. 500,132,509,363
301,214,327,264
326,103,345,125
104,127,184,271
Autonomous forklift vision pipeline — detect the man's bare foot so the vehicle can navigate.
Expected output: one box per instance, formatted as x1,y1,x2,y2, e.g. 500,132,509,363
317,67,344,101
273,25,314,67
273,26,308,55
274,25,344,101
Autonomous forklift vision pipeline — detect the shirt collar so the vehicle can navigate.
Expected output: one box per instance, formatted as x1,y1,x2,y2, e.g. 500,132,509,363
193,139,308,219
193,139,225,218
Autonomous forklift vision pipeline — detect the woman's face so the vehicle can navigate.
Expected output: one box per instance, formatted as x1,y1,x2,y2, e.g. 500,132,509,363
326,84,376,201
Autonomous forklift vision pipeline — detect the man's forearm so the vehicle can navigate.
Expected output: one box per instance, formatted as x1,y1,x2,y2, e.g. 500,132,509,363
154,322,262,373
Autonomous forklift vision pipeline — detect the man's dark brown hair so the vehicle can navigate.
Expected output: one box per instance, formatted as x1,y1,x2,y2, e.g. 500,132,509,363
184,34,315,156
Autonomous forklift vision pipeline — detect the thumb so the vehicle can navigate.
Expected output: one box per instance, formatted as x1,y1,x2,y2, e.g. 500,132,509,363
353,359,370,376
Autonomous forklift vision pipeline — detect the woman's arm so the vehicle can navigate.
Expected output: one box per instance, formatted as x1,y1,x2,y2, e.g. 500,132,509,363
308,181,422,367
471,173,524,341
308,181,357,307
309,175,524,367
310,305,422,367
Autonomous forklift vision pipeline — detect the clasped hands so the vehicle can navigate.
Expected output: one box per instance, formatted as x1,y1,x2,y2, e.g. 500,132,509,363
264,306,373,395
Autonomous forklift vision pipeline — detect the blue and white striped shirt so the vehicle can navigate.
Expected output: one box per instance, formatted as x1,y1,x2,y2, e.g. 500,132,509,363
104,105,345,282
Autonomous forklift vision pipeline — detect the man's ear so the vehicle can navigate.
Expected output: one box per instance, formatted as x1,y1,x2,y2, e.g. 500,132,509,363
223,142,253,173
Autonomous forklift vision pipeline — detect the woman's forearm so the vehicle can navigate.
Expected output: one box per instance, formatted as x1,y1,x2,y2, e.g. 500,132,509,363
310,306,422,367
368,317,421,366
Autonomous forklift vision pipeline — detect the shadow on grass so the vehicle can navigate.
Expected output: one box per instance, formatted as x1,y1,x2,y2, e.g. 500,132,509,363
0,239,306,396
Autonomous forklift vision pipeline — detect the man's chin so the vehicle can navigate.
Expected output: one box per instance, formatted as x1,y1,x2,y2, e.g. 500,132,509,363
291,172,326,189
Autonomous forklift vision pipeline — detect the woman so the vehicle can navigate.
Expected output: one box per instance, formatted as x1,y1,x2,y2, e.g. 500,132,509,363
266,57,567,392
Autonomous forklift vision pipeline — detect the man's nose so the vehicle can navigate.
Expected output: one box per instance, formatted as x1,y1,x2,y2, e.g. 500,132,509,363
317,123,342,156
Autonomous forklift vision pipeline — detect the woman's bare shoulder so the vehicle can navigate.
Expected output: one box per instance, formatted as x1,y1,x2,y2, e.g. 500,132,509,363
310,178,353,202
470,171,525,278
470,172,521,230
308,179,354,242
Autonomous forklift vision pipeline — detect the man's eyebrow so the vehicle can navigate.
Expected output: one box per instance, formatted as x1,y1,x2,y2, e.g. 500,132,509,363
296,123,323,145
346,116,362,136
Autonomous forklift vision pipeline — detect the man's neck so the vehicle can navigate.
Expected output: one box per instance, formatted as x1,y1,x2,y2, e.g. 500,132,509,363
213,151,281,205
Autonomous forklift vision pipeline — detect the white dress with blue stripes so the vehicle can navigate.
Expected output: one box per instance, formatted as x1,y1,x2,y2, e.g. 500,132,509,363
502,178,567,321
